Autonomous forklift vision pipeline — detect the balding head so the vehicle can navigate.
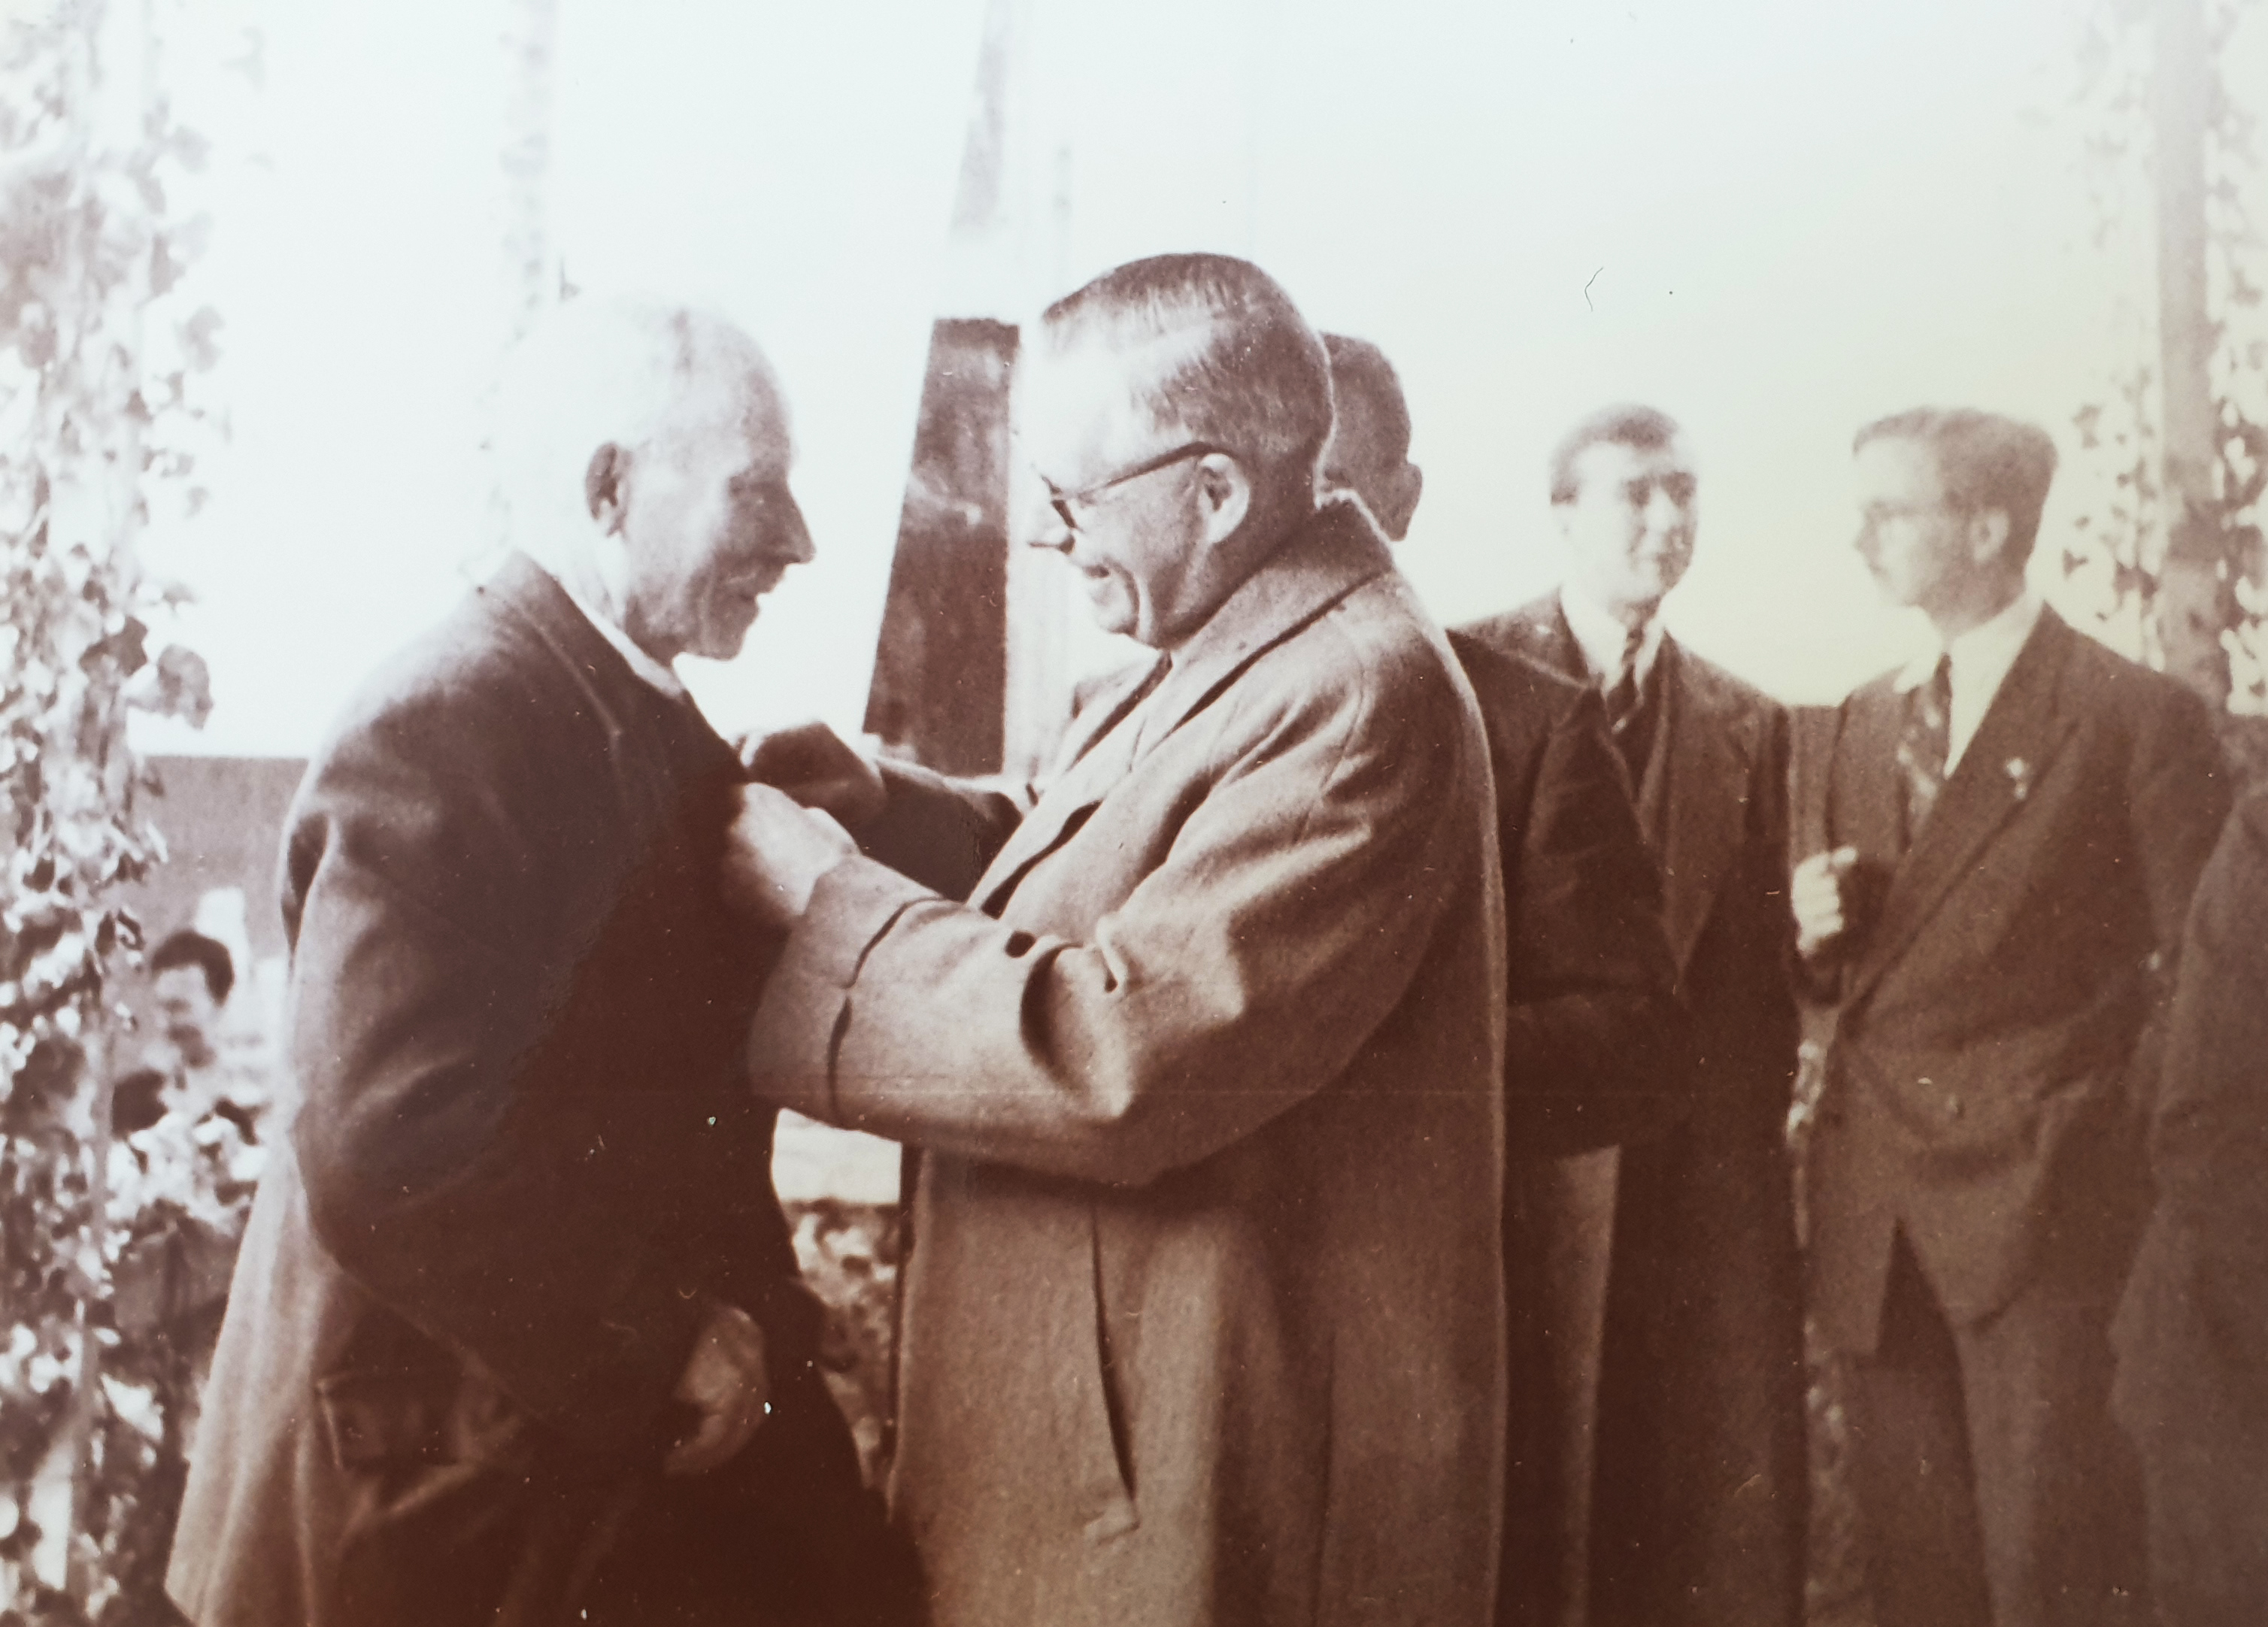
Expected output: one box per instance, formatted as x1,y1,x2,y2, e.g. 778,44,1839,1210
495,295,811,663
1320,334,1424,541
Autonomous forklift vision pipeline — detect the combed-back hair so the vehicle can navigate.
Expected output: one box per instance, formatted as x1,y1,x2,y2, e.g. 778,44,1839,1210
1322,334,1412,465
1853,407,2060,565
1038,253,1333,483
1548,403,1684,505
150,929,235,1006
493,294,781,553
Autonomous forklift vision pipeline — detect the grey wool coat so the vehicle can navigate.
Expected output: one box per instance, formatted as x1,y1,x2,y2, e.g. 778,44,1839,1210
748,498,1509,1627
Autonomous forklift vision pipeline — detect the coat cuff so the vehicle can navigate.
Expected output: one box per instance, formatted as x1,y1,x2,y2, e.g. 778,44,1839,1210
746,856,938,1123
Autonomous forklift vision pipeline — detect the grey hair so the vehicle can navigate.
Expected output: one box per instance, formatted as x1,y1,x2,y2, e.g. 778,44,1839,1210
493,294,781,556
1038,253,1333,485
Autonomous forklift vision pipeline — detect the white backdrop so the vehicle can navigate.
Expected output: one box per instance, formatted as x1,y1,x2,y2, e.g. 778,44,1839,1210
131,0,2266,756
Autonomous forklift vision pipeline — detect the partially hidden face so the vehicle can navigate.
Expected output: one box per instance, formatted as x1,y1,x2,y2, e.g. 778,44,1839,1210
1015,346,1215,648
153,965,217,1070
617,372,814,663
1555,437,1699,620
1851,435,1976,615
1320,386,1421,542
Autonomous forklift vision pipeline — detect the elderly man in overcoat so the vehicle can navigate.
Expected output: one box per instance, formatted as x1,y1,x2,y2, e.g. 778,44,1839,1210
1796,407,2230,1627
168,297,906,1627
1458,404,1808,1627
726,253,1506,1627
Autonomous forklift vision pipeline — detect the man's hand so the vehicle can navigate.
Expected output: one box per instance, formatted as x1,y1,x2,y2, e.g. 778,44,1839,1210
723,783,859,929
738,723,887,829
663,1301,769,1477
1792,846,1865,962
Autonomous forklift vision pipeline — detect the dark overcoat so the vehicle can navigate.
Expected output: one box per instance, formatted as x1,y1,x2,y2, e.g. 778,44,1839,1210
748,502,1508,1627
2113,782,2268,1626
1461,597,1808,1627
168,556,890,1627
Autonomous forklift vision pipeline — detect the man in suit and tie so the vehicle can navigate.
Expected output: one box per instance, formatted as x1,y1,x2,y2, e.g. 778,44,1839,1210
724,255,1506,1627
169,296,905,1627
1459,403,1808,1627
1317,340,1691,1627
1793,406,2230,1627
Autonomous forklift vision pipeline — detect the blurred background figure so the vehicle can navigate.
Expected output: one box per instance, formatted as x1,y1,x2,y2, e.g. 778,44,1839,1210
2112,784,2268,1627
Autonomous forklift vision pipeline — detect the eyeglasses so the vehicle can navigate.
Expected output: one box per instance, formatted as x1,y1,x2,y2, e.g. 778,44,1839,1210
1038,441,1234,529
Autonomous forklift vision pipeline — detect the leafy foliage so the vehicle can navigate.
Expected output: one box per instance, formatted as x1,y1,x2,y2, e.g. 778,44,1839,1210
2063,0,2268,714
0,0,226,1615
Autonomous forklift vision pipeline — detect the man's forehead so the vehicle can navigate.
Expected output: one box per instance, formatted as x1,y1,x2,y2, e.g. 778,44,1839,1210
1575,435,1693,485
1854,435,1943,491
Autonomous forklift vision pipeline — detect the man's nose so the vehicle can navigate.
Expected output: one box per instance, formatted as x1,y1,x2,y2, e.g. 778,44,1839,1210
1028,505,1076,553
775,492,815,565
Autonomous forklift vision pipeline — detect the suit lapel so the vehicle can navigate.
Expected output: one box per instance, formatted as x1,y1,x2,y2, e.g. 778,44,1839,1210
1846,611,2080,1004
975,498,1396,919
1650,639,1754,975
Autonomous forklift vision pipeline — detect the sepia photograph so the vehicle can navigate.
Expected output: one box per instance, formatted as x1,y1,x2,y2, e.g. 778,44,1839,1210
2,0,2263,1622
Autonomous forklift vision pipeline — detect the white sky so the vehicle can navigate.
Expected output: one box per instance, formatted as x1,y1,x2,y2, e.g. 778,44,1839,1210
126,0,2264,755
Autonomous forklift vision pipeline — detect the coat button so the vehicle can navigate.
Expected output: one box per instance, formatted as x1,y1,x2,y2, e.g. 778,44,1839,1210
1945,1094,1963,1120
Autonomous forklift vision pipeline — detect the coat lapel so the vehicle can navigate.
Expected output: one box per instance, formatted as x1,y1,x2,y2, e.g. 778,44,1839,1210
1649,639,1755,976
1846,611,2080,1005
974,499,1396,919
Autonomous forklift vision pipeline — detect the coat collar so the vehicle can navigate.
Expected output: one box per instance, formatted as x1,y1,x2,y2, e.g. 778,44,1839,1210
973,498,1396,917
1844,605,2081,1005
480,551,728,768
1509,591,1759,977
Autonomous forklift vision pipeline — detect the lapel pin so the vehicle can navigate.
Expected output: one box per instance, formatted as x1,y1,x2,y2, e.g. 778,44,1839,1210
2005,757,2031,801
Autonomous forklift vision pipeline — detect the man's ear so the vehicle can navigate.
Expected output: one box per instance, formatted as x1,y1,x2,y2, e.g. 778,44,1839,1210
1966,507,2012,569
1195,453,1254,543
1376,462,1424,542
585,443,629,532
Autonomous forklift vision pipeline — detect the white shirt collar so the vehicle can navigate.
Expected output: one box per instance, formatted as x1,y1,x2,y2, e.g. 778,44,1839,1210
1894,587,2044,774
1559,582,1666,689
530,561,690,701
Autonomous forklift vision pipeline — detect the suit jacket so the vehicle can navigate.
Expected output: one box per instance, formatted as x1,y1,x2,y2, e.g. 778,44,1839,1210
1806,606,2230,1351
749,499,1506,1627
1463,596,1807,1627
2112,783,2268,1624
168,557,853,1627
1446,633,1687,1156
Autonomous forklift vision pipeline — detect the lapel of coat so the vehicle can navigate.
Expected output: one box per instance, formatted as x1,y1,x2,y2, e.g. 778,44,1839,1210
972,498,1397,919
1648,638,1755,976
483,552,722,812
1845,608,2081,1006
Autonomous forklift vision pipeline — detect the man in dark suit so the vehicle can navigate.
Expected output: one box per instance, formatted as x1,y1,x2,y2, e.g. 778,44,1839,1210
2112,785,2268,1627
168,297,905,1627
1460,403,1808,1627
1794,407,2230,1627
1317,341,1691,1627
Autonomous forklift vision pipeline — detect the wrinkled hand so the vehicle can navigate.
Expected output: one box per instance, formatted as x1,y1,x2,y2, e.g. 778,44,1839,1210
663,1301,769,1477
738,723,887,829
1792,846,1863,962
723,783,860,929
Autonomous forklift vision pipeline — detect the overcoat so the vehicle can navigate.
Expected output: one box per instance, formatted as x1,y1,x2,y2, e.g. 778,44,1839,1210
2112,783,2268,1626
1460,597,1808,1627
748,499,1508,1627
168,556,891,1627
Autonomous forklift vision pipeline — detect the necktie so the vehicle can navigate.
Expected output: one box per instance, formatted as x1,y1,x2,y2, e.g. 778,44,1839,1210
1896,653,1952,847
1603,622,1645,733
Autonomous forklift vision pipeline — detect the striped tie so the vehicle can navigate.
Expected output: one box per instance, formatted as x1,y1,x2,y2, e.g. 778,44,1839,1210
1896,653,1952,848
